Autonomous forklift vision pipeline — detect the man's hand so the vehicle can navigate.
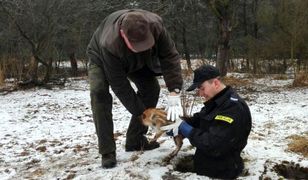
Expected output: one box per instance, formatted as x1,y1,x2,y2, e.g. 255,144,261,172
164,119,183,136
165,93,183,121
165,120,193,138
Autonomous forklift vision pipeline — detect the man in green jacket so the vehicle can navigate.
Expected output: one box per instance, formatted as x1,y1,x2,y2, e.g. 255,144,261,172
86,9,183,168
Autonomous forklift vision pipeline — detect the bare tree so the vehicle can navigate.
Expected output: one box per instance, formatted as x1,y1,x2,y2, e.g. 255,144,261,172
1,0,65,84
207,0,234,76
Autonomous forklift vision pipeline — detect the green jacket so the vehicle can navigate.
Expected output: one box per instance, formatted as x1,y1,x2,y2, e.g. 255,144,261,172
87,9,183,116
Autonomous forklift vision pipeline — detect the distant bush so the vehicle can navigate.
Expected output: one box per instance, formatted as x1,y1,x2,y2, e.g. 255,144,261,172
0,56,25,82
292,72,308,87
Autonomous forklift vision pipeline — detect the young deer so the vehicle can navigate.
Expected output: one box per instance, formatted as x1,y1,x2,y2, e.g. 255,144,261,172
142,108,184,163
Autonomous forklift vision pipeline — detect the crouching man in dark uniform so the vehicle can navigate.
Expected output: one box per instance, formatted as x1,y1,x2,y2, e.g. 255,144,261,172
167,65,252,179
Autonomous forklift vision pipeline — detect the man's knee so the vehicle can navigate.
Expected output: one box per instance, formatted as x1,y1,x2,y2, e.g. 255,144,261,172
90,89,111,104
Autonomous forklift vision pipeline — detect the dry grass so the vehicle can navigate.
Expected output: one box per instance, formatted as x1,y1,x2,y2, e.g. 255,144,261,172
0,57,25,84
292,72,308,87
287,134,308,157
272,74,289,80
181,68,193,80
222,76,251,87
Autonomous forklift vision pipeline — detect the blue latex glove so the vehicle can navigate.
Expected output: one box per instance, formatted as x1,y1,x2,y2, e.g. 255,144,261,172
178,121,193,137
165,120,193,138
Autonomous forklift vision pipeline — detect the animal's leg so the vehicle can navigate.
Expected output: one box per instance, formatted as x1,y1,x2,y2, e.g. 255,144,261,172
162,135,184,163
150,130,164,142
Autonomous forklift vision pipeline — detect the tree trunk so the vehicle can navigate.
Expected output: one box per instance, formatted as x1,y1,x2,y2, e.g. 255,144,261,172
29,56,39,82
253,0,259,39
253,58,257,74
296,59,301,72
216,45,229,76
290,38,294,62
246,58,250,72
216,18,231,77
182,25,192,71
43,58,53,83
0,64,4,85
69,53,78,76
243,0,248,36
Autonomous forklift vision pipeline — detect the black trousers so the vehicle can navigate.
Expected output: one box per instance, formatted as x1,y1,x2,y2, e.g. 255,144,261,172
88,63,160,154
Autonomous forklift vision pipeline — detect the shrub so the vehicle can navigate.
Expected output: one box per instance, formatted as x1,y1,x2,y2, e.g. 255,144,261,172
292,72,308,87
287,134,308,157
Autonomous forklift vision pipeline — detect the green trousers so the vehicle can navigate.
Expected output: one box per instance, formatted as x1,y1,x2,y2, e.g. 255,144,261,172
88,63,160,155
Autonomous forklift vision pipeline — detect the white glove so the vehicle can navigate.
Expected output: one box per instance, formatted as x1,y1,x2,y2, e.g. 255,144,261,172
161,118,183,137
165,94,183,121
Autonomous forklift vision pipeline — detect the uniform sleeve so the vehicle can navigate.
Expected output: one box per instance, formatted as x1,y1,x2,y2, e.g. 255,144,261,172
188,106,241,157
101,49,146,116
183,113,201,128
156,26,183,92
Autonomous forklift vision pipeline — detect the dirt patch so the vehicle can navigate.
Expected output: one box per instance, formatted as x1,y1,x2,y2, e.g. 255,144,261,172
273,161,308,179
162,172,182,180
287,134,308,157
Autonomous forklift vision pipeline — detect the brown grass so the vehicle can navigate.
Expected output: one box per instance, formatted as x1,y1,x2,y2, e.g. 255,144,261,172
0,56,25,83
292,72,308,87
273,74,289,80
182,68,193,80
222,76,251,87
287,134,308,157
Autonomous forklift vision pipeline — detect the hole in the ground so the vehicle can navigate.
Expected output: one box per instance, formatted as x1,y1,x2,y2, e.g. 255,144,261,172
174,155,250,177
174,155,194,173
273,161,308,179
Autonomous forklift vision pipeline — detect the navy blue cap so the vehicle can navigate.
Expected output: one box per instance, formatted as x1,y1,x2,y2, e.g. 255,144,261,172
186,65,220,91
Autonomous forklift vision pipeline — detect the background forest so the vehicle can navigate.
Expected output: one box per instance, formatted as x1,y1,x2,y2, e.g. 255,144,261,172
0,0,308,86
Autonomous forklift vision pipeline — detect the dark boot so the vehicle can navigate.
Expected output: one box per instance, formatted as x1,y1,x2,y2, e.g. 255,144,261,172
125,137,160,152
101,152,116,168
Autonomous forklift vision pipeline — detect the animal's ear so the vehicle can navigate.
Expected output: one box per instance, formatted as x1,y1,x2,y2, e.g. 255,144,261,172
142,113,146,119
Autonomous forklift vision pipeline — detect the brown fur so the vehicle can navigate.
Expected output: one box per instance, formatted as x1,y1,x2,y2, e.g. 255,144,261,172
142,108,184,163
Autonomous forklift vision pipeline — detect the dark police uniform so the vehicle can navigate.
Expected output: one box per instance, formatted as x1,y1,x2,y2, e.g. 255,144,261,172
186,86,252,179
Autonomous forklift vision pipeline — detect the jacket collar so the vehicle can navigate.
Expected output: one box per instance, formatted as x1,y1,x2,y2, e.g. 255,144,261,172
203,86,232,108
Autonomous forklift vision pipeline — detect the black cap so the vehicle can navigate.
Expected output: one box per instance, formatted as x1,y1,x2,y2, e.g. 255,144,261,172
186,65,220,91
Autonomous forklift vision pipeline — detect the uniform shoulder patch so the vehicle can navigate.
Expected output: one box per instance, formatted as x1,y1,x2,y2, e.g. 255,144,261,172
214,115,234,124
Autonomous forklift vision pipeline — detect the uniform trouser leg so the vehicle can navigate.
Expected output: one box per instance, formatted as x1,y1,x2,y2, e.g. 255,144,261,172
126,67,160,147
88,63,115,155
